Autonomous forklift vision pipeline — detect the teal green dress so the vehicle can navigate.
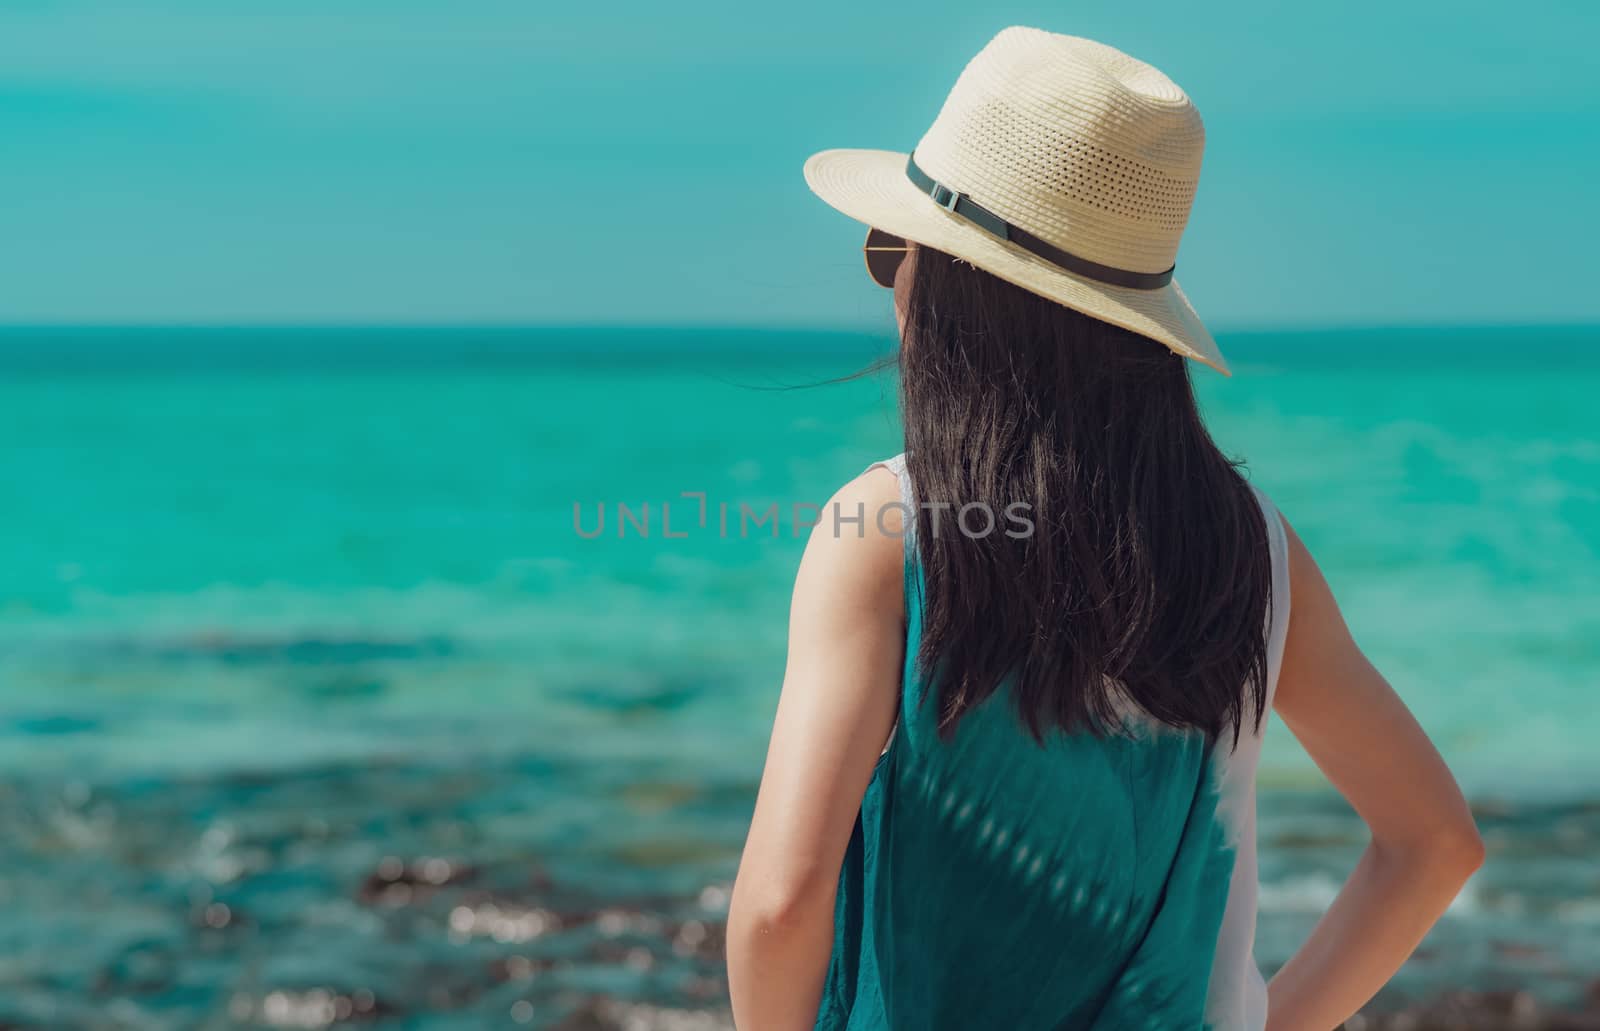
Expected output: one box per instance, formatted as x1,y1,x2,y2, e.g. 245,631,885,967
814,455,1289,1030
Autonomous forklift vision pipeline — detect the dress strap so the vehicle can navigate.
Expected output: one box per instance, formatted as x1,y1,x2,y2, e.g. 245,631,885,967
864,453,914,757
1247,482,1292,710
865,452,916,549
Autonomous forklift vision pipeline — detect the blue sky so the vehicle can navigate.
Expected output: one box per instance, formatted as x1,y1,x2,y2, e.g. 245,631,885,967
1,1,1595,329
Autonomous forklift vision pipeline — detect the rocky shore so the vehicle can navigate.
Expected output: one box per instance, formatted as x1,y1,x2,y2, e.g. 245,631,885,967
3,762,1590,1030
211,855,1594,1031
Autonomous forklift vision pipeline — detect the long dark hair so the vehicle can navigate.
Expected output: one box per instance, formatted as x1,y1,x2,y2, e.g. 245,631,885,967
900,246,1271,746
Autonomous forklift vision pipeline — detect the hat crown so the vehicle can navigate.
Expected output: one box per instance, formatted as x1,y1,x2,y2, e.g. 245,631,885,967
913,27,1204,275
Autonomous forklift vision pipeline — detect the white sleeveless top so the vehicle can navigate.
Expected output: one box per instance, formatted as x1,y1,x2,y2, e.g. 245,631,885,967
868,453,1291,1030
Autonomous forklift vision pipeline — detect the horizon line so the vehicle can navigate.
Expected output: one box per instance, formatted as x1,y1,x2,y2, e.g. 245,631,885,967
0,320,1595,337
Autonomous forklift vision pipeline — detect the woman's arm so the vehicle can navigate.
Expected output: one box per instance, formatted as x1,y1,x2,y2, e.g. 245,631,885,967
726,468,905,1031
1266,514,1485,1030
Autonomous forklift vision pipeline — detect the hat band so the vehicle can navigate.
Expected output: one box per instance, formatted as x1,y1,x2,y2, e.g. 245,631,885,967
905,156,1175,291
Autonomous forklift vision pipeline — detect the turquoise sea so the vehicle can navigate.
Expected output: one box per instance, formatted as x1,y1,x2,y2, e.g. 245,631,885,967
1,326,1597,1029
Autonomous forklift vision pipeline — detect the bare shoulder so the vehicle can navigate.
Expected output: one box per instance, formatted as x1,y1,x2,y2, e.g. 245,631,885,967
790,465,907,622
1277,508,1344,640
1274,505,1370,713
827,464,909,538
1277,507,1311,573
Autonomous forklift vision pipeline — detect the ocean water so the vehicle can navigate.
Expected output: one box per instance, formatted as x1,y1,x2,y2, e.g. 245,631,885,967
0,326,1596,1028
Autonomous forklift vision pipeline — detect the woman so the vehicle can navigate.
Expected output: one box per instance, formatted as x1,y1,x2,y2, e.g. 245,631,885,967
728,28,1482,1031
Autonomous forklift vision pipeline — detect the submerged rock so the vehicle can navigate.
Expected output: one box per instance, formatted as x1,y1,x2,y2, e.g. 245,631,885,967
1348,988,1600,1030
356,855,476,905
547,996,733,1031
227,988,394,1028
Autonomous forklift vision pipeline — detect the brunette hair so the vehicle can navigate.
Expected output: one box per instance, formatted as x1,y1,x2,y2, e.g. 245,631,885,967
899,247,1271,745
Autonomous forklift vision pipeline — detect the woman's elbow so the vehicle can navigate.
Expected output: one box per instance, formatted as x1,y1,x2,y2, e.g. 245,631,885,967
1433,819,1486,879
729,873,834,945
1382,816,1485,884
729,864,832,954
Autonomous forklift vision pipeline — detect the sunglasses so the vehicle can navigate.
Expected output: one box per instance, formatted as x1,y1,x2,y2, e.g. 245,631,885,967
863,228,910,289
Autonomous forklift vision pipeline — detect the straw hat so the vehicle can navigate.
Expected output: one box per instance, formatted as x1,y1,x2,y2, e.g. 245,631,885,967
804,26,1228,376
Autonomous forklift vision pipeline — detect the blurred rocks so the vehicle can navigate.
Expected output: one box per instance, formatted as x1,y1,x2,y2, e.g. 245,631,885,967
226,988,392,1028
1345,986,1600,1030
356,855,476,905
547,996,733,1031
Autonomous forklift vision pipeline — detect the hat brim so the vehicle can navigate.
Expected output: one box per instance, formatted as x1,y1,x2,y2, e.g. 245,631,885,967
803,148,1230,377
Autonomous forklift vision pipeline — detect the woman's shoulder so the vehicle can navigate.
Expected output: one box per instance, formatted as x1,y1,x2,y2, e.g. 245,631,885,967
787,464,908,645
818,461,910,550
